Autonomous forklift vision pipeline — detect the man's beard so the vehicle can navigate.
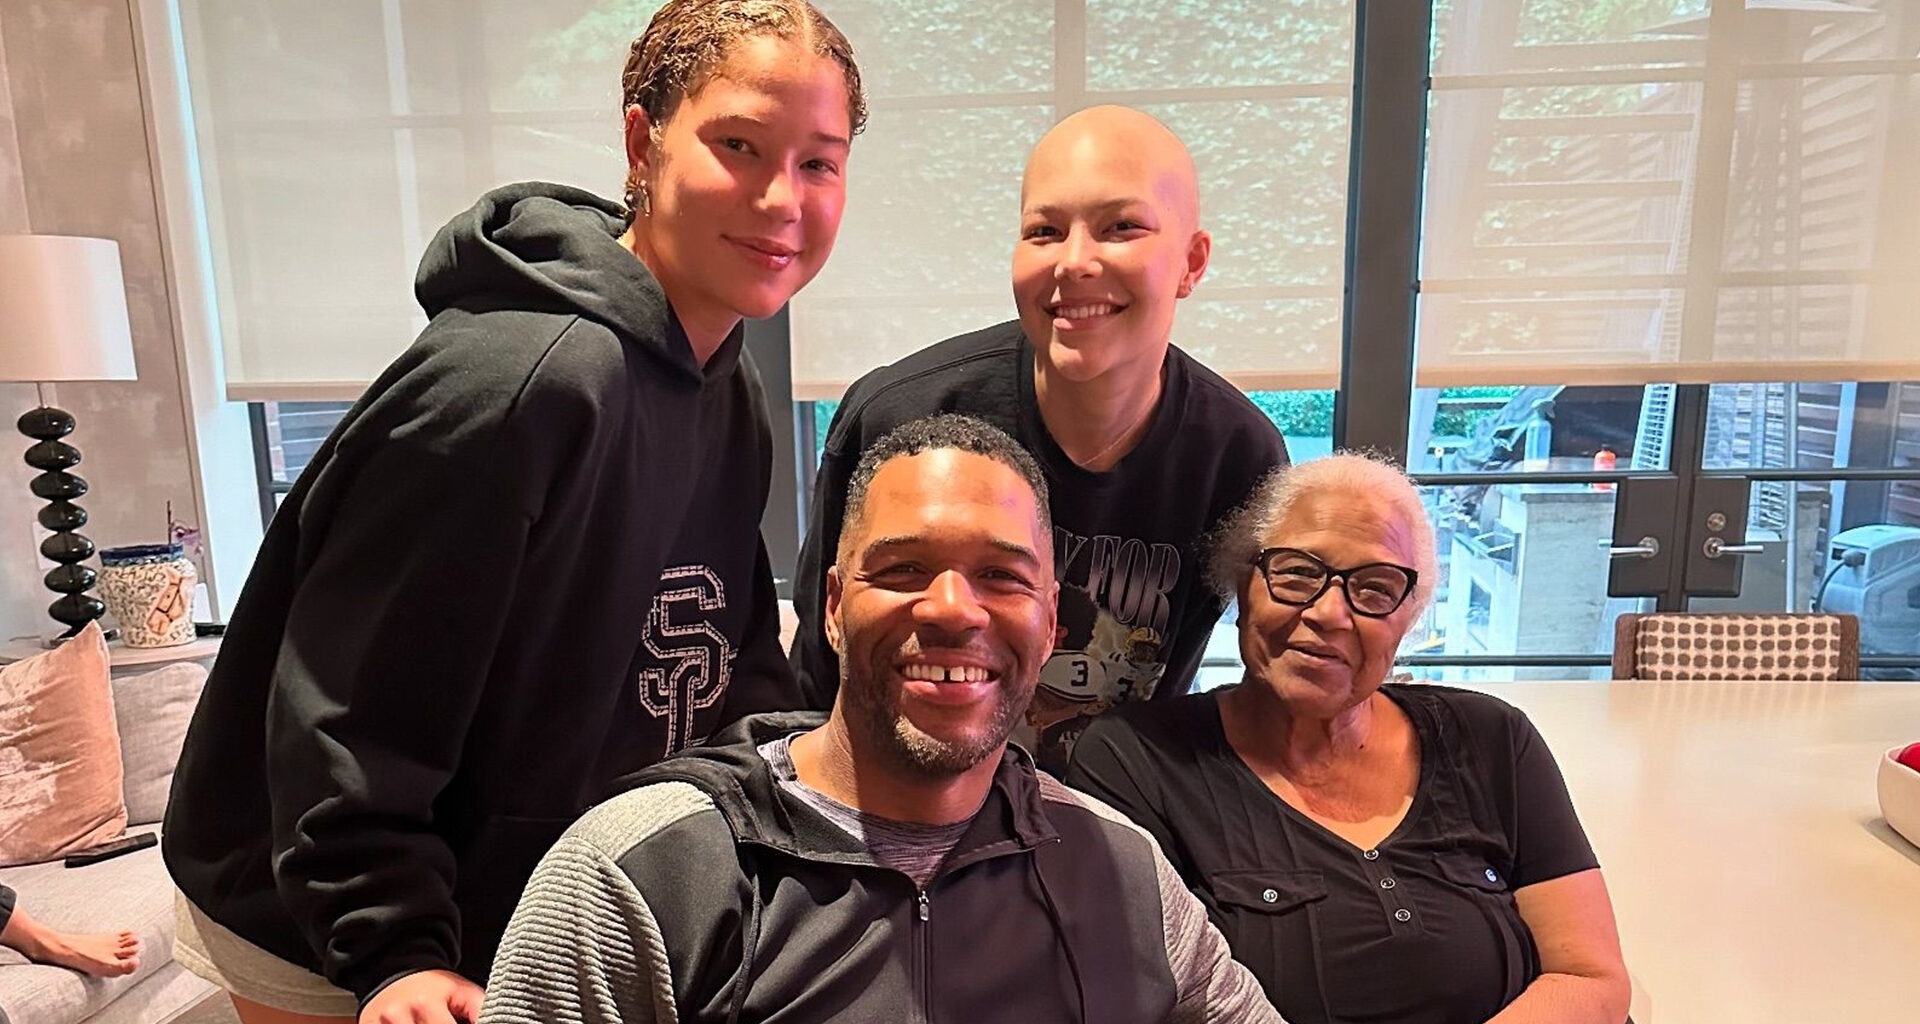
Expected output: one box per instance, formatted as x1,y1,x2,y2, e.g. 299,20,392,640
841,648,1031,778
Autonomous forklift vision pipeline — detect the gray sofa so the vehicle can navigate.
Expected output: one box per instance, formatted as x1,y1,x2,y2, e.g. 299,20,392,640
0,660,216,1024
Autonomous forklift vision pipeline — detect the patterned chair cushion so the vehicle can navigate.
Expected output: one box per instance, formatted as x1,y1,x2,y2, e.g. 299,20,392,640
1633,613,1850,681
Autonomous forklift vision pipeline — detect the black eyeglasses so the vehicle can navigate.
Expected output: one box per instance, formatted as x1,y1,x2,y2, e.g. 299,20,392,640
1251,547,1418,618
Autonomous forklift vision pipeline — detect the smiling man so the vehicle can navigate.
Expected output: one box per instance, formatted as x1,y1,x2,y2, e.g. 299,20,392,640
478,416,1280,1024
792,106,1288,771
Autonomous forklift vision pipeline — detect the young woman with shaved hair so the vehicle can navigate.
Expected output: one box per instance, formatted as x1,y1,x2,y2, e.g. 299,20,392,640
792,106,1289,772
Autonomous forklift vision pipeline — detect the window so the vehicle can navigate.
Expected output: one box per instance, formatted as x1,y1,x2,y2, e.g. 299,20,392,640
178,1,666,398
807,389,1335,471
1698,380,1920,668
1390,0,1920,678
182,1,1361,574
172,0,1917,675
1419,0,1920,388
789,0,1357,400
180,0,1361,402
250,401,352,520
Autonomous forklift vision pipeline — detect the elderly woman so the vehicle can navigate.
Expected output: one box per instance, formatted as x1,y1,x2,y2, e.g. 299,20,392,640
1065,453,1629,1024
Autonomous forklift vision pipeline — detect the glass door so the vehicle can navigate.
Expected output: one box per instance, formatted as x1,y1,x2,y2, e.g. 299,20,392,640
1685,381,1920,677
1397,1,1920,680
1404,383,1666,680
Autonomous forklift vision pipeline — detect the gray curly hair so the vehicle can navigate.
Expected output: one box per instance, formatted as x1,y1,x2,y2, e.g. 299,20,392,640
620,0,868,217
1207,452,1439,615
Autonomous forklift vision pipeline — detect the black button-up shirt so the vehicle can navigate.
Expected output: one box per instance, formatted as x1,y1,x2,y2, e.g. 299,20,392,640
1066,683,1598,1024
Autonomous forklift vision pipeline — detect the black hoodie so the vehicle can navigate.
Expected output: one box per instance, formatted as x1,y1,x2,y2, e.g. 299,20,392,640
163,182,800,1004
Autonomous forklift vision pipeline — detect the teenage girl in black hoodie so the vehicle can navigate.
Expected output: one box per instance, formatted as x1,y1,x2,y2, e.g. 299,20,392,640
162,4,864,1022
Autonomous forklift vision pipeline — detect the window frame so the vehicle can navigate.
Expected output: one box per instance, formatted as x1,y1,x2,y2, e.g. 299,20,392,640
221,0,1919,673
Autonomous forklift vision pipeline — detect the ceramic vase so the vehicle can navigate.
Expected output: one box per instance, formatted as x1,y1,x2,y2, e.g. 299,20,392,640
97,543,197,648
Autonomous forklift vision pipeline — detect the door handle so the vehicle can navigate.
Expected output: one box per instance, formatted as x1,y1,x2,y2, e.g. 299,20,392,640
1601,536,1661,559
1702,537,1764,559
1608,477,1677,598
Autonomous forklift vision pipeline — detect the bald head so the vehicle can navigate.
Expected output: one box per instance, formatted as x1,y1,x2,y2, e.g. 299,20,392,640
1022,105,1200,232
1011,105,1212,382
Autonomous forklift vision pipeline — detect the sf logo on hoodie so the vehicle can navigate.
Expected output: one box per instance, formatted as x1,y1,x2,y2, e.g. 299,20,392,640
637,564,735,756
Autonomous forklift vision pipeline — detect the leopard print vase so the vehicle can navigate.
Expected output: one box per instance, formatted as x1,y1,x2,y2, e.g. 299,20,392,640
97,544,198,648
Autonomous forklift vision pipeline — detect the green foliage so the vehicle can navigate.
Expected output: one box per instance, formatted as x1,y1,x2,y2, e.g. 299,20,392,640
817,387,1531,457
811,399,839,467
1432,386,1522,438
1248,390,1334,438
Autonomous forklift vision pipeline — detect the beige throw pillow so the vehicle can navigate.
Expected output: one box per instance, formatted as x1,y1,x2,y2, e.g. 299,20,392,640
111,661,209,825
0,622,128,865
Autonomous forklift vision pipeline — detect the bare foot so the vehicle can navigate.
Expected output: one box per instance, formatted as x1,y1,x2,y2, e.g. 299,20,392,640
37,930,140,977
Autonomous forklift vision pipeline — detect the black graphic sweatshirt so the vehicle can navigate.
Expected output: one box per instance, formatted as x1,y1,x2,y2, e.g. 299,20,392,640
163,182,798,1005
792,321,1287,770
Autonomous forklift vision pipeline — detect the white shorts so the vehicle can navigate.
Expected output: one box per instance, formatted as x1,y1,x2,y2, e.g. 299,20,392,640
173,890,360,1017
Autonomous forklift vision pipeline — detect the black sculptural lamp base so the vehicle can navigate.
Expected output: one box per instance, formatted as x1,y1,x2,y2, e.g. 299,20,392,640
18,406,104,638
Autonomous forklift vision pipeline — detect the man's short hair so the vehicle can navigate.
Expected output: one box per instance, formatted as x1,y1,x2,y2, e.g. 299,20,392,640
837,414,1052,562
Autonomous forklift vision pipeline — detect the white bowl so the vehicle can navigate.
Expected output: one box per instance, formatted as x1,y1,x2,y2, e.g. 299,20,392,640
1879,746,1920,850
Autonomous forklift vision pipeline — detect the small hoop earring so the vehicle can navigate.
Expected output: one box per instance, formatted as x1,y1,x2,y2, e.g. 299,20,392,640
634,182,651,218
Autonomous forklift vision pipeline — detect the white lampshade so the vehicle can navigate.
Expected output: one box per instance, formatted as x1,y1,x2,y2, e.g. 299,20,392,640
0,235,137,383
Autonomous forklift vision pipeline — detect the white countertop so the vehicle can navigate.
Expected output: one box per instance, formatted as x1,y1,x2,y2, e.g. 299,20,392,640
1460,679,1920,1024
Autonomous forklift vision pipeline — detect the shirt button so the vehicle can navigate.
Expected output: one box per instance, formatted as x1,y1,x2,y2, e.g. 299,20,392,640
1261,888,1278,904
1363,849,1380,861
1380,878,1396,890
1395,908,1412,923
1485,868,1500,883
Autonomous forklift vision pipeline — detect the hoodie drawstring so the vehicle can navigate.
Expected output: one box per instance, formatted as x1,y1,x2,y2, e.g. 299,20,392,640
725,849,765,1024
1030,850,1088,1023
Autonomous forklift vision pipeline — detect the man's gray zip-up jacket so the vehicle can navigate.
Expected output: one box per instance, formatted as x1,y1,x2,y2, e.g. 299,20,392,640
478,712,1283,1024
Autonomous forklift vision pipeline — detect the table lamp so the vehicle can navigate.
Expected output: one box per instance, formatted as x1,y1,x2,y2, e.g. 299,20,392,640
0,235,138,638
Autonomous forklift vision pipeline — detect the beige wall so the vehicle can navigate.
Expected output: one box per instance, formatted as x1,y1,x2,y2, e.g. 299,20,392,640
0,0,204,642
0,7,41,633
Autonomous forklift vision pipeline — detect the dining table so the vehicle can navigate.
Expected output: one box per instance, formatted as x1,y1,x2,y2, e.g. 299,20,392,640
1459,678,1920,1024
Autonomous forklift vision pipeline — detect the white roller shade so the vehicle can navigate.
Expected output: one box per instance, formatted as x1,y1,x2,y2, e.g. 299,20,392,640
1418,0,1920,388
178,0,659,400
790,0,1357,399
179,1,1360,400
